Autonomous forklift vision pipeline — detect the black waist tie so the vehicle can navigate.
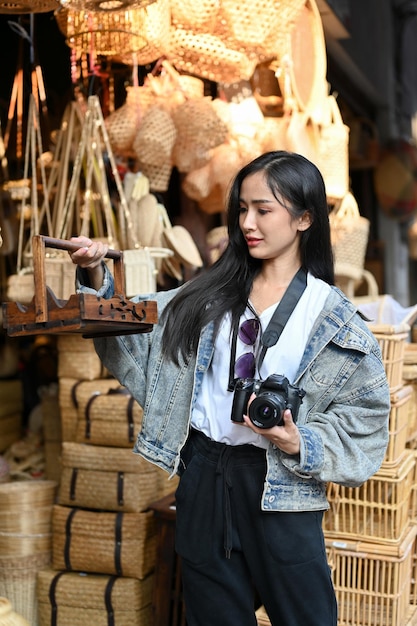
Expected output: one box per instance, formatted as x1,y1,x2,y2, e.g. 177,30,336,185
189,428,266,558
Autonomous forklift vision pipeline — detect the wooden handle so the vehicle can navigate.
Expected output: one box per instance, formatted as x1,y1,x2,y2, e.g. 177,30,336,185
39,235,122,260
32,235,126,324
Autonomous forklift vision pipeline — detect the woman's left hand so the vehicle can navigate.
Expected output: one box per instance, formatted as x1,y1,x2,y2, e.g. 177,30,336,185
242,398,300,455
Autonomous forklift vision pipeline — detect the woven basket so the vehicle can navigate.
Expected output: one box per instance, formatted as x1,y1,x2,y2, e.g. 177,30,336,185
221,0,305,60
105,99,142,156
58,442,158,513
274,0,327,116
55,8,148,58
169,29,258,84
73,385,143,447
52,505,156,580
58,377,121,442
171,97,229,173
124,248,157,297
329,192,370,272
37,569,153,626
6,271,35,305
132,106,177,167
57,335,107,381
170,0,219,32
318,95,350,200
0,480,57,515
0,552,51,626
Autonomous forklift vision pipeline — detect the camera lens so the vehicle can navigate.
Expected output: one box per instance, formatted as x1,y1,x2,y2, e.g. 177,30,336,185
248,392,286,429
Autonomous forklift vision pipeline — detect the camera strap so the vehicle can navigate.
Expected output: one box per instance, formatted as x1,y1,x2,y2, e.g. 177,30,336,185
228,267,307,390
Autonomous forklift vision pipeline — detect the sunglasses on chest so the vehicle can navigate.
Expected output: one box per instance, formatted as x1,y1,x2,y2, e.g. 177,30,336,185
228,268,307,391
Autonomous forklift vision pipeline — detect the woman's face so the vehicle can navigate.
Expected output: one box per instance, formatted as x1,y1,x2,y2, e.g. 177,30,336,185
238,171,311,264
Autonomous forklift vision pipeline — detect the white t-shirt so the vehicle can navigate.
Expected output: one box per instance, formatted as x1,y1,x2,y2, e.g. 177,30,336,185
191,273,331,447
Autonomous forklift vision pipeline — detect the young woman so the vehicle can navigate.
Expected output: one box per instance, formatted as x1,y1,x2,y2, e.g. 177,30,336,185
69,151,390,626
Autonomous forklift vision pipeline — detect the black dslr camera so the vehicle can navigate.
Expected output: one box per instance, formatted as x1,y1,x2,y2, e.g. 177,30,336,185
231,374,305,429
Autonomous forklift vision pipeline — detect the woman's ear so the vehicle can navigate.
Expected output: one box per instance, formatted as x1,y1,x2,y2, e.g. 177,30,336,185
297,211,312,232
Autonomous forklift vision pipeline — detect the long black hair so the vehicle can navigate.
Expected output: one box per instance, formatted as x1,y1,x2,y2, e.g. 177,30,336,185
161,151,334,363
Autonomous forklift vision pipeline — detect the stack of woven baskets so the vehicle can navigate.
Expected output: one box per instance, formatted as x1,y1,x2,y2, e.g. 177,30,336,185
34,333,178,624
322,297,417,626
0,480,57,626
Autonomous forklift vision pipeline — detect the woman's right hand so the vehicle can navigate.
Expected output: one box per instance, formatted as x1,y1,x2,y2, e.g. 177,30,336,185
68,236,109,290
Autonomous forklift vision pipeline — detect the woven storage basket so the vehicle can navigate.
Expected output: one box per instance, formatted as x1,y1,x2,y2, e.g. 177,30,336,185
132,106,177,167
52,505,156,580
59,377,121,443
169,29,258,84
323,449,415,545
58,442,157,513
329,192,370,272
381,384,413,468
0,553,51,626
325,524,417,626
37,569,153,626
57,335,107,381
369,323,410,393
318,95,350,200
0,480,57,516
171,97,229,173
74,385,143,447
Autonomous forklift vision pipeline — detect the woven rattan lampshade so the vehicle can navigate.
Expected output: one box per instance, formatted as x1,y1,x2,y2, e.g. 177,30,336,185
59,0,155,10
0,0,59,13
55,7,148,57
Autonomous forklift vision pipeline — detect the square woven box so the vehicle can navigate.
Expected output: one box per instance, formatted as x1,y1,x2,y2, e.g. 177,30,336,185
37,569,154,626
324,450,415,544
325,524,417,626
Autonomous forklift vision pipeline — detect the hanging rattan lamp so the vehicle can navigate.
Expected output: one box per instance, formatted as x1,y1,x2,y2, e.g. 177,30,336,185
0,0,60,13
55,6,149,58
59,0,156,11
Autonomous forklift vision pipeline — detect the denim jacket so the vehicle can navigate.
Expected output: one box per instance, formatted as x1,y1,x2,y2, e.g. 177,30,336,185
79,269,390,512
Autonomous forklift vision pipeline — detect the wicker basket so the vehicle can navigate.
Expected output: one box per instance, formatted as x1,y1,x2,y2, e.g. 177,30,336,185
0,553,51,626
171,97,229,173
325,524,417,626
169,29,257,84
52,505,156,580
318,95,350,201
37,569,153,626
74,385,143,447
370,323,410,393
58,377,121,443
381,384,413,468
133,105,177,167
324,450,415,545
57,335,107,381
329,192,370,272
58,442,157,513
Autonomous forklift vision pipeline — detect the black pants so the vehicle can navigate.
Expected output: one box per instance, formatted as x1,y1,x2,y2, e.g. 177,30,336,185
175,429,337,626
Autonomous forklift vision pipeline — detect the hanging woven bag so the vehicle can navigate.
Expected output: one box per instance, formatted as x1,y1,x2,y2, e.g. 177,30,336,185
329,191,370,273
